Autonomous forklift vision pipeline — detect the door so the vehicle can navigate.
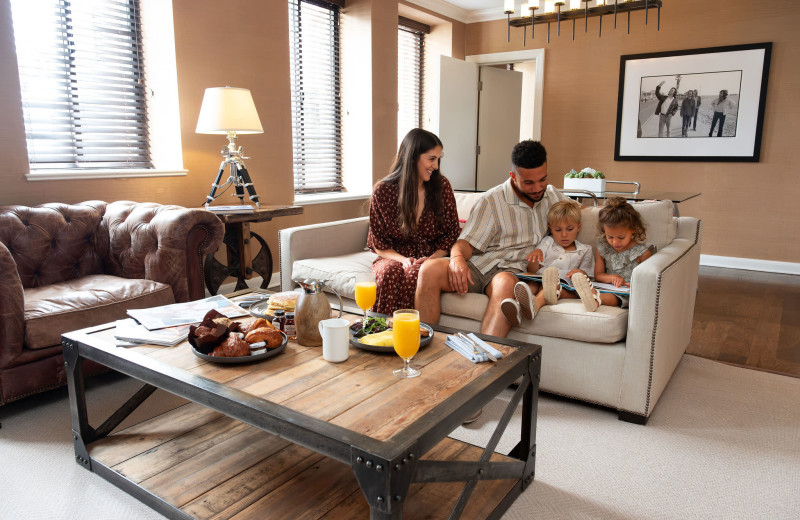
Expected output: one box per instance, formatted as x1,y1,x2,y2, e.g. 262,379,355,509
436,56,478,191
476,66,523,191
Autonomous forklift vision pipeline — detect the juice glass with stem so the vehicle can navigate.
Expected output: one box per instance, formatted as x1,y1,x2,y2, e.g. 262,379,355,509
392,309,421,378
354,272,377,322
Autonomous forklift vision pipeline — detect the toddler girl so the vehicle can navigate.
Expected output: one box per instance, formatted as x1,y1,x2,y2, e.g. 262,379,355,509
501,200,594,326
572,197,654,311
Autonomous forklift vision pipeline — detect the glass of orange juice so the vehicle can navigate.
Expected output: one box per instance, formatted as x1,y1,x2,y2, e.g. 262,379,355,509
354,272,377,321
392,309,421,378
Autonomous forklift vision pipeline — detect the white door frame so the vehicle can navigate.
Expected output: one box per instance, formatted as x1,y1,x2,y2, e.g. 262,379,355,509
466,48,545,141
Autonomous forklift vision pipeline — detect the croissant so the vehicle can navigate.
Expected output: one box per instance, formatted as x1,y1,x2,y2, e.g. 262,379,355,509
211,334,251,357
244,318,269,336
245,327,283,349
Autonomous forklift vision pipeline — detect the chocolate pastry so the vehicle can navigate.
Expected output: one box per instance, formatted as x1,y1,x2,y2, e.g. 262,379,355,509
211,334,250,357
189,309,230,354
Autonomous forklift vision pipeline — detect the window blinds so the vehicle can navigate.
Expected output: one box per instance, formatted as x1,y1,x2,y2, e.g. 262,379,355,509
10,0,151,170
397,22,425,145
288,0,343,194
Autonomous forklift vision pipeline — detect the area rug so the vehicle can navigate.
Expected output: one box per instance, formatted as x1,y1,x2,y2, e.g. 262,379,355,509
1,355,797,519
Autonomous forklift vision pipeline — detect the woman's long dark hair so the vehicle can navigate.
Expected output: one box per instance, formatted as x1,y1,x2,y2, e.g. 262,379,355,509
381,129,444,235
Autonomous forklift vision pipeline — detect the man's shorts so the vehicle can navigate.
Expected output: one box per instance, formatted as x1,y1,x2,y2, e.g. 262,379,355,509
465,262,521,294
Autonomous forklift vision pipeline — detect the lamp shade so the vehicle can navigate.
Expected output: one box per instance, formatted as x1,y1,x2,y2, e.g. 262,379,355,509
195,87,263,134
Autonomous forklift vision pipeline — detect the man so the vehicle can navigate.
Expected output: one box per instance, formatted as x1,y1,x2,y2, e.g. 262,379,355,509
709,89,736,137
680,90,696,137
414,140,568,339
692,89,701,131
654,80,679,138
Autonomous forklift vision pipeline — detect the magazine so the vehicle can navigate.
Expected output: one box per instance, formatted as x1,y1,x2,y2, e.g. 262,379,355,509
127,294,249,330
114,319,191,346
515,272,631,295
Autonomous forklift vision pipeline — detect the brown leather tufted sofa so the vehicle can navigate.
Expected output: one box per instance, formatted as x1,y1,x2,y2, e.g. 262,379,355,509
0,200,225,405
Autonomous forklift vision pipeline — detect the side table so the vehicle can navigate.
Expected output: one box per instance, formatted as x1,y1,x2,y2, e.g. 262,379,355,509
205,205,304,294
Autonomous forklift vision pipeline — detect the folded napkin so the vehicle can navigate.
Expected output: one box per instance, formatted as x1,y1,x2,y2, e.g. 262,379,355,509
466,333,503,360
445,334,504,363
445,335,485,363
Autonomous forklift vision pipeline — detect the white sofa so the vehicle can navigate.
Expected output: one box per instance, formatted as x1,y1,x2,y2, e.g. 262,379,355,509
279,194,702,424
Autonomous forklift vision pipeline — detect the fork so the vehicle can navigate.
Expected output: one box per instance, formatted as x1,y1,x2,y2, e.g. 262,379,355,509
457,332,481,356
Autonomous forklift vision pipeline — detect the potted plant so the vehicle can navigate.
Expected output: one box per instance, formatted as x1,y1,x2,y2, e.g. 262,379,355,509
563,167,607,194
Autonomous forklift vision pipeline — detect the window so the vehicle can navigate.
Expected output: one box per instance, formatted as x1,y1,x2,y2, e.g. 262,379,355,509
288,0,343,194
397,18,427,146
10,0,152,170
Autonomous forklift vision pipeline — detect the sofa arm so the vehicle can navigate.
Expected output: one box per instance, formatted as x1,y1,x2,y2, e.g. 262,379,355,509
619,217,702,419
0,241,25,369
101,202,224,302
279,217,370,291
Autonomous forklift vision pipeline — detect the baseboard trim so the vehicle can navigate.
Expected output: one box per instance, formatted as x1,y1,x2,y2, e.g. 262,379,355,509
700,255,800,275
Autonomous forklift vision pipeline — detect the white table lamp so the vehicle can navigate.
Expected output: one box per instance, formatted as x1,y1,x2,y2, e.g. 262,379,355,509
196,86,263,208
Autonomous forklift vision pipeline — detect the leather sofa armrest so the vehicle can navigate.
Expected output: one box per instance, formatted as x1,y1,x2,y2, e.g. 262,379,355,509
0,241,25,369
619,217,703,418
279,217,370,291
102,202,224,302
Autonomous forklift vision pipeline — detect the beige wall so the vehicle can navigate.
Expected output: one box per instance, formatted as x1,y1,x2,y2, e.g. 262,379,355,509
0,0,441,273
3,0,793,267
466,0,799,263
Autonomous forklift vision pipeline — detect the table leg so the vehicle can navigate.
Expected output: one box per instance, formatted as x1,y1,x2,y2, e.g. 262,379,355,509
63,338,92,471
204,223,273,295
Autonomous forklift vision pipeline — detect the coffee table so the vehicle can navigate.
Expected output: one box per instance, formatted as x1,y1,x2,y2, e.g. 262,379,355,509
62,294,541,519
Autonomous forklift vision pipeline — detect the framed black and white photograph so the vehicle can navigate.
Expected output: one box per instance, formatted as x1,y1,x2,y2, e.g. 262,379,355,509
614,42,771,162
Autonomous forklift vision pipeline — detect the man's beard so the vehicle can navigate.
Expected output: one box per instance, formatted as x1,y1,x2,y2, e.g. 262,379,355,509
512,181,544,204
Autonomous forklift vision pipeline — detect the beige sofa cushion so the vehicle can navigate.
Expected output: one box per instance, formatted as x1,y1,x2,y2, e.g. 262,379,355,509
441,293,628,343
292,251,378,300
577,199,676,250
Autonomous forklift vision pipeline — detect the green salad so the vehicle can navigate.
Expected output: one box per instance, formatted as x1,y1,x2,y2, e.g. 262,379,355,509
349,316,389,338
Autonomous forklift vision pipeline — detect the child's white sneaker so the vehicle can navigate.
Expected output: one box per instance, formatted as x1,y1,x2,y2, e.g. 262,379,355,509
500,298,521,327
542,266,562,306
513,281,536,321
572,273,602,312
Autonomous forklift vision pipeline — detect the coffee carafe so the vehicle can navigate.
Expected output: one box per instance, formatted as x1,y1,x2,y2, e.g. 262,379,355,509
294,279,343,346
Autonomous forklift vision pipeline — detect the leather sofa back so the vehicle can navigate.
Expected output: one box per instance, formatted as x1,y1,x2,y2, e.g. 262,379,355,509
0,202,109,289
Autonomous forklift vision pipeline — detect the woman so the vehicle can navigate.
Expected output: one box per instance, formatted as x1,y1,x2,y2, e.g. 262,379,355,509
366,129,460,315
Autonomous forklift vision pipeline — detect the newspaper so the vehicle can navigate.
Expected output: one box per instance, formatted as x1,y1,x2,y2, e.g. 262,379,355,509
114,319,191,346
126,294,249,330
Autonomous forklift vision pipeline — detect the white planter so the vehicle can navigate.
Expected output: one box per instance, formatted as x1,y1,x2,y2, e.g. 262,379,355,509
563,177,607,194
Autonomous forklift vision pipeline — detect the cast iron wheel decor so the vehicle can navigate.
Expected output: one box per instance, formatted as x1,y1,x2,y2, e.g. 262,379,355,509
204,230,272,295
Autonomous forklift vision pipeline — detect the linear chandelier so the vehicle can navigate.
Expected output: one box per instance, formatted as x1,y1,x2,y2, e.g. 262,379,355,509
504,0,663,44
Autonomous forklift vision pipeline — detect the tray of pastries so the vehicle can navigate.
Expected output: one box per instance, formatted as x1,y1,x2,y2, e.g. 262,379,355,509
189,310,287,364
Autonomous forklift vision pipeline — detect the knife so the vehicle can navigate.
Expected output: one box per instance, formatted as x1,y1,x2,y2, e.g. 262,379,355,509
458,332,497,362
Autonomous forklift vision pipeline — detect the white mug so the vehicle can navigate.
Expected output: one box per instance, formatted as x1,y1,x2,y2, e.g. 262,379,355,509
318,318,350,363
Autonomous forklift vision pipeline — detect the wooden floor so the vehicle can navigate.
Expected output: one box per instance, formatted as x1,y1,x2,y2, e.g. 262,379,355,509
687,266,800,378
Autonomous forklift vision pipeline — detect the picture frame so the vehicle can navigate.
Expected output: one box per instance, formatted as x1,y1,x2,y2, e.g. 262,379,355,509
614,42,772,162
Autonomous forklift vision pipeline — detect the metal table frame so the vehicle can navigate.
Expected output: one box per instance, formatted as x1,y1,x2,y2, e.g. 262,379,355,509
62,323,541,519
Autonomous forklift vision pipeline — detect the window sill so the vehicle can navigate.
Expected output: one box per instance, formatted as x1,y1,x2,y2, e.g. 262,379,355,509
25,169,188,181
293,191,370,206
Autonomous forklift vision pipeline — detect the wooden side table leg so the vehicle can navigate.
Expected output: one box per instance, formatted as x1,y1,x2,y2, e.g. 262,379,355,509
248,231,273,289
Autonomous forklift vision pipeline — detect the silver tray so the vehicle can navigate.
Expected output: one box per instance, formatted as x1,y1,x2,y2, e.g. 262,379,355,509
191,332,287,364
350,323,434,353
